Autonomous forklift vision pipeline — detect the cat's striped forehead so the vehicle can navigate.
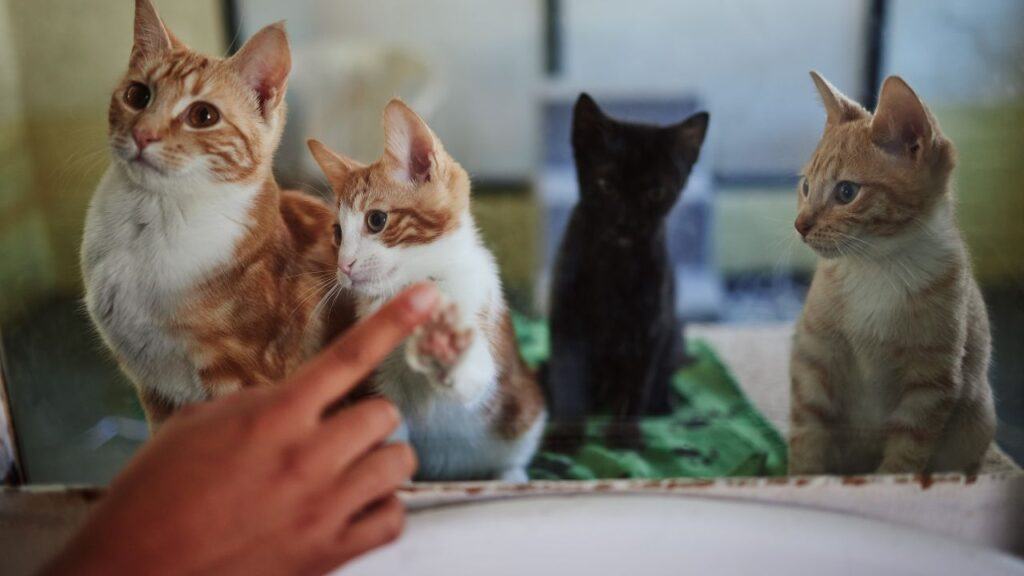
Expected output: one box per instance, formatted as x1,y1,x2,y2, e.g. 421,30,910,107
333,163,468,248
804,121,876,185
136,50,216,99
109,48,269,184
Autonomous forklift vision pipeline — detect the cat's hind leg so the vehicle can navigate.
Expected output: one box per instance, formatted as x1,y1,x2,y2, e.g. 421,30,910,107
788,331,841,475
136,386,179,434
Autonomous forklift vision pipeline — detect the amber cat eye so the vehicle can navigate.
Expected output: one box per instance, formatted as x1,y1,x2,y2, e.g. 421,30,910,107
366,210,388,233
186,102,221,129
124,82,151,110
332,223,342,246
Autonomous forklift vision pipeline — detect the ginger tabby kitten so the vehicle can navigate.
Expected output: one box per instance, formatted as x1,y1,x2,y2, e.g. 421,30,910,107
308,100,546,481
82,0,352,428
788,72,996,475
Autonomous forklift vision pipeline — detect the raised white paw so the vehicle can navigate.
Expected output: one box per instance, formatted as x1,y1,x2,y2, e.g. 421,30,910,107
405,300,474,389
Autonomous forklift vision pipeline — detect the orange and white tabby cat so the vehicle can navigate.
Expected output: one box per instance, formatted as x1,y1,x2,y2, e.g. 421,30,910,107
82,0,351,427
788,72,996,475
308,100,546,481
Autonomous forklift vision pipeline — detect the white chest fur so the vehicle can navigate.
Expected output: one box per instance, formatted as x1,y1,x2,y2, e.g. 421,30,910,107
831,204,962,426
358,221,539,479
837,205,959,344
81,166,257,404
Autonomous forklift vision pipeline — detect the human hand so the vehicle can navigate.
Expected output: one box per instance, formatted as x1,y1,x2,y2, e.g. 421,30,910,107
43,283,440,576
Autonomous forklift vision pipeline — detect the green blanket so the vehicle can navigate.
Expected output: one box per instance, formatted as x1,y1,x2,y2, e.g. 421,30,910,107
512,316,788,480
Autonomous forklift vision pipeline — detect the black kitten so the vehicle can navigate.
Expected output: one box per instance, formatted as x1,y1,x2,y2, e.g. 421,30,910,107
546,93,709,450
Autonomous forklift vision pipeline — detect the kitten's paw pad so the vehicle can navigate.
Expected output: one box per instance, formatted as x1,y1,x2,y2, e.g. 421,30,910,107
405,301,474,388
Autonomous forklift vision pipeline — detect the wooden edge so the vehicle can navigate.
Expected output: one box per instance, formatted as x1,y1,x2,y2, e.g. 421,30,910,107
0,326,25,485
3,472,1022,558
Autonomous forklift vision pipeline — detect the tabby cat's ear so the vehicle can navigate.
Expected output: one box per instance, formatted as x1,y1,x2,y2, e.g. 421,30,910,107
810,71,868,127
130,0,181,66
307,139,364,182
670,112,709,164
870,76,934,159
228,22,291,119
382,99,443,185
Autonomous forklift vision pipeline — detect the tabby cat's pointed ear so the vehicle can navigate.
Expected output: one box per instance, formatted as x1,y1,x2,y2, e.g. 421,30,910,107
671,112,709,163
382,99,442,185
229,22,291,119
870,76,934,159
810,71,868,127
307,139,363,181
131,0,179,66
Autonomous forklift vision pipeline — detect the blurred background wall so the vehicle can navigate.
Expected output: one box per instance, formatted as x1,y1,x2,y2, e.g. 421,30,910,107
2,0,1021,320
0,0,224,318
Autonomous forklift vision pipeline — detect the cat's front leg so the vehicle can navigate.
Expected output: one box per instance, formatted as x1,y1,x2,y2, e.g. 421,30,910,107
136,386,178,433
788,330,840,475
499,467,529,483
876,354,959,474
446,330,497,407
405,301,494,407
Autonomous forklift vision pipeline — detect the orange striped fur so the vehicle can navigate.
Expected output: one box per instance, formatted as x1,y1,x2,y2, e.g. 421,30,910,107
307,100,545,480
788,72,995,475
83,0,354,428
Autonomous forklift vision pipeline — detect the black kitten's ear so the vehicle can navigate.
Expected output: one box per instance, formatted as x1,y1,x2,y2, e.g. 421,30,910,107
574,93,606,122
572,93,610,136
670,112,709,164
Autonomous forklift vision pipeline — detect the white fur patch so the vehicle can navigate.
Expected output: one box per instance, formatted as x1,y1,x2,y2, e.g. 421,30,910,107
340,209,541,480
839,204,959,342
82,164,259,405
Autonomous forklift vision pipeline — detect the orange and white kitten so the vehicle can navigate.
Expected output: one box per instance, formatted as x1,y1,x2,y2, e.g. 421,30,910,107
308,100,546,481
82,0,351,427
788,72,996,475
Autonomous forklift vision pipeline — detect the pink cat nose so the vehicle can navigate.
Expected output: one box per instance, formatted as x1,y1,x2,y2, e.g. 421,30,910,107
132,127,161,150
795,215,816,237
339,259,357,276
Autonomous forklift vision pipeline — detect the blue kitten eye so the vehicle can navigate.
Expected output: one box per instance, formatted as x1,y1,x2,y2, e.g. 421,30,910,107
834,181,860,205
801,178,809,197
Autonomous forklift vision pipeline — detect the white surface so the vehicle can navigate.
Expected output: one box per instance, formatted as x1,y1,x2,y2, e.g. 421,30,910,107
340,495,1024,575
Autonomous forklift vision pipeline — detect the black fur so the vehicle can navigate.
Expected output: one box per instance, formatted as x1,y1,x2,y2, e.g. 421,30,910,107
546,93,708,450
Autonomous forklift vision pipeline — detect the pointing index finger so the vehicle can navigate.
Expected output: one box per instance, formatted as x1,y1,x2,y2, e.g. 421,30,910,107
283,283,439,417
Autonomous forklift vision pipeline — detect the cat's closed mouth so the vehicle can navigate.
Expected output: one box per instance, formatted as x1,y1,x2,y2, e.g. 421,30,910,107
129,152,164,175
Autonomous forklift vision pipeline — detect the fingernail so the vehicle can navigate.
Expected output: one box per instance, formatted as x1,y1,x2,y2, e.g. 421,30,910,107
406,283,440,315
